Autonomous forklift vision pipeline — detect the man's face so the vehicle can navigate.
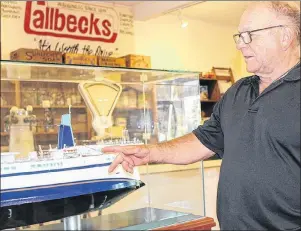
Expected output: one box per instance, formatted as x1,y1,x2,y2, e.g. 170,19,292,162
236,4,284,75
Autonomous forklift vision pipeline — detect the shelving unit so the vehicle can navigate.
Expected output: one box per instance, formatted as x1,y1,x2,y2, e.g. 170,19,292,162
199,67,235,118
0,79,90,150
199,67,235,160
1,61,201,160
0,79,156,149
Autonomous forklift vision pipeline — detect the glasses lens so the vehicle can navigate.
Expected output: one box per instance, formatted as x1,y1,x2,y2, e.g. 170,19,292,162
241,32,251,44
233,32,252,44
233,34,240,43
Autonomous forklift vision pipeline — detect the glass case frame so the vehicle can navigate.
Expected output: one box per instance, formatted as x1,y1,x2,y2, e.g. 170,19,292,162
0,60,208,230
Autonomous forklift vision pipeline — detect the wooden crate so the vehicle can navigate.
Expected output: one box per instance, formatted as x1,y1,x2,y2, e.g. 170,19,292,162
122,54,151,69
63,53,97,65
10,48,62,64
98,56,126,67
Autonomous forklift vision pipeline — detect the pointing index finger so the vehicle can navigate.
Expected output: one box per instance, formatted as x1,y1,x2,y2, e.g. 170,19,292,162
102,145,139,155
101,146,122,153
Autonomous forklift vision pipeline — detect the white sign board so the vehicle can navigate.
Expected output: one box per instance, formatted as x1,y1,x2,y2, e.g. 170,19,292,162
1,1,135,59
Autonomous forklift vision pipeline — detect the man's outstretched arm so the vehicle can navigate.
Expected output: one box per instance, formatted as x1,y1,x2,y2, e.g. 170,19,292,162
102,133,215,173
149,133,215,165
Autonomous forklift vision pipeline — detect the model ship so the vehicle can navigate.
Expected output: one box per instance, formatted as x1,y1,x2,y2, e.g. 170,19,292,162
0,80,145,229
1,111,143,208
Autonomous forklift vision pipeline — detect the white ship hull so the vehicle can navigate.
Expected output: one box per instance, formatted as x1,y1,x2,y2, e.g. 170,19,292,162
1,148,141,207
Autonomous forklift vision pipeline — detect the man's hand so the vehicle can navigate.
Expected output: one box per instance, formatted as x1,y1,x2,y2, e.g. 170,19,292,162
102,133,214,173
102,145,151,173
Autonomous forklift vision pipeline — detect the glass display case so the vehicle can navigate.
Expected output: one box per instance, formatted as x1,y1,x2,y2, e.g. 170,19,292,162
0,60,213,230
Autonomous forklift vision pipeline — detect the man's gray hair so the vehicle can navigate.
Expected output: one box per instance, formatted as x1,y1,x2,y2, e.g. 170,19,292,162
267,1,300,44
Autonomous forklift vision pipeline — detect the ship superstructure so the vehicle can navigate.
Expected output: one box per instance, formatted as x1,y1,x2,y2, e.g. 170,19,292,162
1,110,142,207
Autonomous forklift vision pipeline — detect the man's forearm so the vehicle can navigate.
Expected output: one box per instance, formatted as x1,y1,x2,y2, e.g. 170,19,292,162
148,133,214,165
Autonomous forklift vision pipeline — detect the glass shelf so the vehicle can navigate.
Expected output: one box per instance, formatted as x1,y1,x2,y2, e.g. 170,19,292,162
0,60,200,84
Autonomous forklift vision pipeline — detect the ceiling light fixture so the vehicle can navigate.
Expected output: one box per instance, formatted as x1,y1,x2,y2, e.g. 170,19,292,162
178,9,188,28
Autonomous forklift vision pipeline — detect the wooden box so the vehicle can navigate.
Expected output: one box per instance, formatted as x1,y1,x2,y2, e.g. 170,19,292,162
98,56,126,67
122,54,151,69
63,53,97,65
10,48,62,64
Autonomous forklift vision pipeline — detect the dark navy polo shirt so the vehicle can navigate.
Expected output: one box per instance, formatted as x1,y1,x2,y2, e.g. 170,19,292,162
193,63,300,230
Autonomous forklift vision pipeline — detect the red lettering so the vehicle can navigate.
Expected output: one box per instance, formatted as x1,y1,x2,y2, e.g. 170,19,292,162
24,2,118,43
37,1,45,6
49,8,54,29
32,10,44,28
54,9,65,31
67,15,77,33
45,7,49,29
78,16,88,34
102,20,111,37
89,13,100,35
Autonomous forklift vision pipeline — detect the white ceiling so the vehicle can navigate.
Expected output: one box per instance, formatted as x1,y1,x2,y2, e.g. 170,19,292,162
181,1,251,26
101,1,251,26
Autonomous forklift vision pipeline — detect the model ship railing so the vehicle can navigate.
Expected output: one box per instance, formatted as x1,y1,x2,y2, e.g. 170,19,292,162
1,138,142,165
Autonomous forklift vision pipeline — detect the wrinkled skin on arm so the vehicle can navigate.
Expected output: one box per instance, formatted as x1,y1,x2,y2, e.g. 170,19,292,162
102,133,215,173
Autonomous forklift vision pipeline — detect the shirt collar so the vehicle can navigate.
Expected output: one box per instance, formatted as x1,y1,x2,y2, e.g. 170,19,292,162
243,75,260,85
283,61,300,82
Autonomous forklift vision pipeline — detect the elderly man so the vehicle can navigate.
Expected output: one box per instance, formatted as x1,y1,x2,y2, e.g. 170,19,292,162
103,1,300,230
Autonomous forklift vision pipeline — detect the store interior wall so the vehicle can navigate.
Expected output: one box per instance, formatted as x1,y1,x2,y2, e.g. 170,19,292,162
133,14,252,81
0,2,250,230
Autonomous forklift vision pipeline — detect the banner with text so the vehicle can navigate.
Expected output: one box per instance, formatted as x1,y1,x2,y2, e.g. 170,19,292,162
1,1,135,59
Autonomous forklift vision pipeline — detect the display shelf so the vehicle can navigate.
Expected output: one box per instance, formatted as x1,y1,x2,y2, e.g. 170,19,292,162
0,60,199,79
1,60,200,144
1,105,86,109
0,105,14,109
199,67,235,117
30,105,86,109
34,131,87,135
200,99,219,103
0,131,87,136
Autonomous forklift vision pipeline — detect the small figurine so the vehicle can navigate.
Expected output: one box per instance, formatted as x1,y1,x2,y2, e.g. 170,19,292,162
44,108,54,132
6,106,37,159
24,105,37,132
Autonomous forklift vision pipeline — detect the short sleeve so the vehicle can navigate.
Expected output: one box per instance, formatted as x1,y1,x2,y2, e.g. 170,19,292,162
192,98,225,158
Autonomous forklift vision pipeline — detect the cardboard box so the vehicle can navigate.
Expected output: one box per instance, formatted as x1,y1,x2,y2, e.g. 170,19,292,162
98,56,126,67
122,54,151,69
10,48,62,64
63,53,97,65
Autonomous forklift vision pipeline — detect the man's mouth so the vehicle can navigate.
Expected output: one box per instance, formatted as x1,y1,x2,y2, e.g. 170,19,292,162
244,56,253,59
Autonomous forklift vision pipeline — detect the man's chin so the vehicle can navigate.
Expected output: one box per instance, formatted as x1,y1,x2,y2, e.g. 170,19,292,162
246,64,258,74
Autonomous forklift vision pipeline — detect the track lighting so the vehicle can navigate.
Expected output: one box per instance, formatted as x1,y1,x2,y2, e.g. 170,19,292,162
178,9,188,28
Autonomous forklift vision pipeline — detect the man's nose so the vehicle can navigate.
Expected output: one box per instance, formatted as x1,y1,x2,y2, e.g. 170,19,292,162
236,37,248,50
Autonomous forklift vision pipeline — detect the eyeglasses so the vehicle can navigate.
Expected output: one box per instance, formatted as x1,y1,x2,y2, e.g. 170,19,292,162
233,25,285,44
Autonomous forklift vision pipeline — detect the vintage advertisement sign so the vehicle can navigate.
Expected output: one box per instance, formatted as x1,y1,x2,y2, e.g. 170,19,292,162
1,1,135,59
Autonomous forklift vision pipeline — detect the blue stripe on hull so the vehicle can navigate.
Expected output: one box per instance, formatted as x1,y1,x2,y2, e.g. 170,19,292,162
1,178,139,207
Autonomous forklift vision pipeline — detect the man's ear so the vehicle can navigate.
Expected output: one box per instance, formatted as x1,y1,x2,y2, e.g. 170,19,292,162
281,27,295,50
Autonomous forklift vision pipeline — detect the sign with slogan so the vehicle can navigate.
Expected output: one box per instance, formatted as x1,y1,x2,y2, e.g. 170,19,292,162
1,1,135,59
